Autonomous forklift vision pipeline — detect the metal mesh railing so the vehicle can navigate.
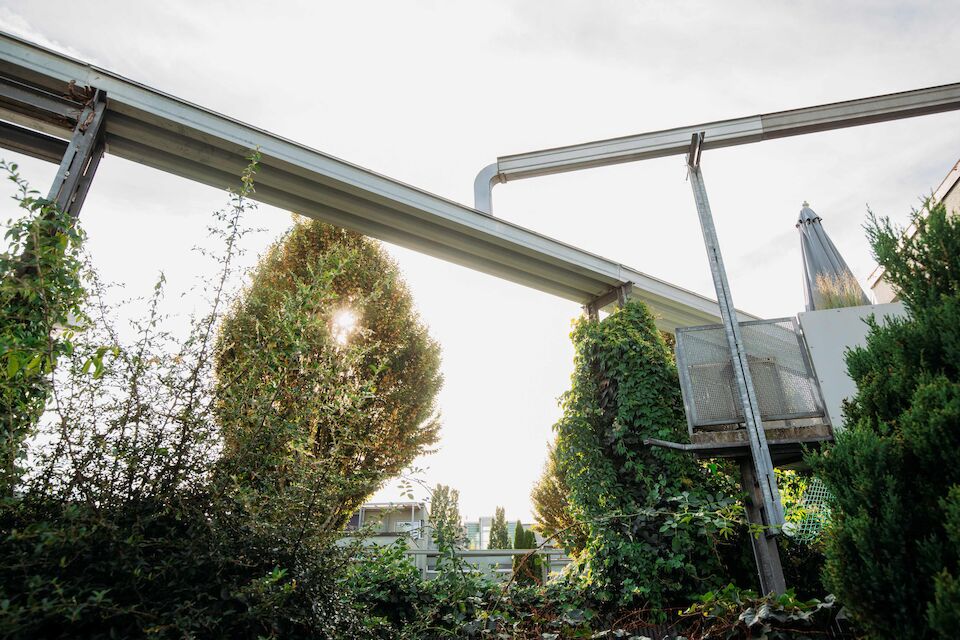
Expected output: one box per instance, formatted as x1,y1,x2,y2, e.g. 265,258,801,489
675,318,825,430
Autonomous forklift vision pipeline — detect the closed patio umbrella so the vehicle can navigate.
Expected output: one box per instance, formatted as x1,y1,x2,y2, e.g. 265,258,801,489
797,202,870,311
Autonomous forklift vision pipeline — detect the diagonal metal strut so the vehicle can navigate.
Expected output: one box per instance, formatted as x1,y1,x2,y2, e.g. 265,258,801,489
685,132,785,529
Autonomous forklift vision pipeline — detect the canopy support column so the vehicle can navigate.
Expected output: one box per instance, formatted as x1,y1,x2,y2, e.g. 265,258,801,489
740,459,787,595
48,88,106,217
583,283,632,320
685,132,785,594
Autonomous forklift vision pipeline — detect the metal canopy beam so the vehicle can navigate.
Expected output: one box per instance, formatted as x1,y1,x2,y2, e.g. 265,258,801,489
0,120,67,163
476,81,960,211
0,30,754,333
0,75,83,130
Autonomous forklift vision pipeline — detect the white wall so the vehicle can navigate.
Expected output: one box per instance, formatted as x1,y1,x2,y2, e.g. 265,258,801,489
798,303,906,431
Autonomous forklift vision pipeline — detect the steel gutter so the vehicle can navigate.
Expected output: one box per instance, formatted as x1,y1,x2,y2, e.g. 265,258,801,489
476,81,960,211
0,30,754,332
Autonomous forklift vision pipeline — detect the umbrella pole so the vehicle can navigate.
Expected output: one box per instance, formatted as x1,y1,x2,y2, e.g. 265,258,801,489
685,133,786,595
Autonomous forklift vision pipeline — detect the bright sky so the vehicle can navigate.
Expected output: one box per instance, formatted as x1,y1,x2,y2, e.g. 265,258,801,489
1,1,958,522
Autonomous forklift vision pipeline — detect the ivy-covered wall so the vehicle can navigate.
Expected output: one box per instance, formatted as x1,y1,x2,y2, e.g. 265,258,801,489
554,301,738,609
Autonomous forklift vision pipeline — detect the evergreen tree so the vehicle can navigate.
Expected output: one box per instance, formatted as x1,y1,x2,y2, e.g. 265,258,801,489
511,523,542,584
489,506,510,549
512,521,526,550
809,201,960,638
429,484,465,549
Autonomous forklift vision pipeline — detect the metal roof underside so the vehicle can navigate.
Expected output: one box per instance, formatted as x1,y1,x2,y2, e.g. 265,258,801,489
0,31,751,331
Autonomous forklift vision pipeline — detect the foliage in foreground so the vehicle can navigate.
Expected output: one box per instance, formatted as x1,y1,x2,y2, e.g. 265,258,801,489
344,542,843,640
681,584,843,640
808,200,960,639
0,157,435,638
0,494,362,638
215,215,442,535
552,301,747,609
0,161,91,495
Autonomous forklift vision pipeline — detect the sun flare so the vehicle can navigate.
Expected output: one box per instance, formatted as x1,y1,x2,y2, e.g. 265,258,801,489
331,308,358,346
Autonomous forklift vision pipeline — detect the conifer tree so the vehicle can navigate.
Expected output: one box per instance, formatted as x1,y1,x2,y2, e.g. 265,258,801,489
810,201,960,638
512,521,526,550
488,506,510,549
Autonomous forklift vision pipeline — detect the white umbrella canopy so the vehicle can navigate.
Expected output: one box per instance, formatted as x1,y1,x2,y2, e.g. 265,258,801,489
797,202,870,311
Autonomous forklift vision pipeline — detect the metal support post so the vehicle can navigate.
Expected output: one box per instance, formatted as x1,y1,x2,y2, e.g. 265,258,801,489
685,132,785,532
740,459,787,595
685,132,788,593
583,283,633,319
47,88,106,217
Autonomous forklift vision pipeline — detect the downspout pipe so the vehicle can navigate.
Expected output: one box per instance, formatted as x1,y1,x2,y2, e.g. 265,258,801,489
473,162,504,214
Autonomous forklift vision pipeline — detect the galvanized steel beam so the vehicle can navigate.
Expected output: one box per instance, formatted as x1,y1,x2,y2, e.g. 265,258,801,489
476,81,960,212
685,133,784,529
0,30,753,333
0,120,67,163
685,134,785,595
0,75,83,130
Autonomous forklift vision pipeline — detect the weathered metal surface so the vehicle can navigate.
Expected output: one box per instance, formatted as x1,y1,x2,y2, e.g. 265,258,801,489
675,318,827,431
740,460,787,595
685,137,784,528
476,80,960,210
0,31,751,333
47,88,106,217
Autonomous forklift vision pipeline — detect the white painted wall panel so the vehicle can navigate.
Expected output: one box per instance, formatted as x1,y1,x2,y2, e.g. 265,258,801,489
798,303,907,431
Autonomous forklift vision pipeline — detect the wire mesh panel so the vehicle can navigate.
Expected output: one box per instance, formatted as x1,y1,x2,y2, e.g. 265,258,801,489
675,318,825,431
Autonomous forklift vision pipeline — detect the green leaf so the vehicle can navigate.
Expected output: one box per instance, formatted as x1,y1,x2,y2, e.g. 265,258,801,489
25,353,43,373
6,352,19,378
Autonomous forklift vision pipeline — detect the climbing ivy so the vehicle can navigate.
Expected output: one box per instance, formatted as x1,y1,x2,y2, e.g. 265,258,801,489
553,301,743,610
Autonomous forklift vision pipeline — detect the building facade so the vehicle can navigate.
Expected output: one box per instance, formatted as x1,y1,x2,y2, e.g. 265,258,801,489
868,157,960,303
342,501,430,550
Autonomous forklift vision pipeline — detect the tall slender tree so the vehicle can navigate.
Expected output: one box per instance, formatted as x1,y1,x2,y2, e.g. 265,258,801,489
429,484,464,549
512,521,526,549
489,506,510,549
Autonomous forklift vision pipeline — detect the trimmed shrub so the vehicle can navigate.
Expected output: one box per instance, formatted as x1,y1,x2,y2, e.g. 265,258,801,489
809,201,960,638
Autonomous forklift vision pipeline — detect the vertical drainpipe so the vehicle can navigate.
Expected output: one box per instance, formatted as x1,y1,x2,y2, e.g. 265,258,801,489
474,163,503,214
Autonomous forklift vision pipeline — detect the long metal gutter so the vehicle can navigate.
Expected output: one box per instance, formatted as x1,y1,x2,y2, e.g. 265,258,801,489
0,30,752,331
477,81,960,210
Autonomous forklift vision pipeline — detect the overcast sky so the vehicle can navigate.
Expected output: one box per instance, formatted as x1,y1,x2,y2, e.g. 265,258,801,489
2,1,958,522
